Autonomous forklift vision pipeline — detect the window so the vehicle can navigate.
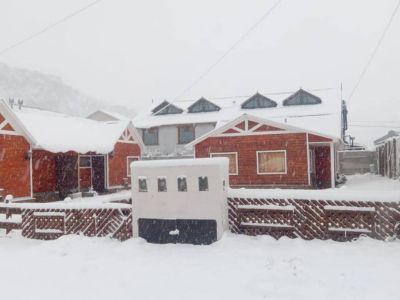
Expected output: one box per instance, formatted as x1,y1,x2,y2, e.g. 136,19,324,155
210,152,238,175
178,125,195,144
188,98,220,113
138,177,147,192
257,151,287,174
79,156,91,168
142,128,159,145
198,176,208,191
127,156,139,176
177,176,187,192
154,104,183,115
158,177,167,192
241,93,277,109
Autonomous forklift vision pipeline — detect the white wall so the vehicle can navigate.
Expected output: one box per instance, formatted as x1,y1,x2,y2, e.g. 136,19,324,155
139,123,215,157
131,158,229,240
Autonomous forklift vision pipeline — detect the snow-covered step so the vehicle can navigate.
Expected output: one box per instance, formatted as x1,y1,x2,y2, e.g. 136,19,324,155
241,222,294,229
238,204,295,212
324,205,375,213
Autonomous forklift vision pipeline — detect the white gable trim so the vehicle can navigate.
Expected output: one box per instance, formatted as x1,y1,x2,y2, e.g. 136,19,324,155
186,113,339,148
0,100,37,144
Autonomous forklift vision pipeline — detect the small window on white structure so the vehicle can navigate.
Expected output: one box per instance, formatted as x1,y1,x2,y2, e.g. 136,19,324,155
177,176,187,192
138,177,147,192
158,177,167,192
79,156,91,168
198,176,208,191
257,151,287,174
223,180,226,191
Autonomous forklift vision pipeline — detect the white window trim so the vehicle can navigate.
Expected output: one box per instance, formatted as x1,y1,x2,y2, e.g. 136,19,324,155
256,150,287,175
79,155,92,169
210,152,239,175
126,156,140,177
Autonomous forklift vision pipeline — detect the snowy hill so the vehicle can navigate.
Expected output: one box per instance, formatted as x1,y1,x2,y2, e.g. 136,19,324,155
0,63,135,118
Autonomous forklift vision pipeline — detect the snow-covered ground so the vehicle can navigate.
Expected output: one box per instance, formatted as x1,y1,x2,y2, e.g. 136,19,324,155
340,173,400,191
0,233,399,300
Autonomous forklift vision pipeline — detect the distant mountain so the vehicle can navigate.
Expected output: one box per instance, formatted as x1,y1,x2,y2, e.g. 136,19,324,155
0,63,136,118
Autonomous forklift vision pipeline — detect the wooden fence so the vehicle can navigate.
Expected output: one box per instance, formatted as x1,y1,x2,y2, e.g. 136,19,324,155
377,137,400,179
21,207,132,241
228,197,400,241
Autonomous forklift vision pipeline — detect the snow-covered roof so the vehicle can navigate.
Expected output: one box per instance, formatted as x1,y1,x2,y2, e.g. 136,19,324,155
374,130,400,145
133,89,342,138
86,109,129,121
7,104,142,154
132,157,229,168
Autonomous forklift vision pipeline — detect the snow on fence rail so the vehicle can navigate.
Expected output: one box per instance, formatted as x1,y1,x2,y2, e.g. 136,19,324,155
228,189,400,241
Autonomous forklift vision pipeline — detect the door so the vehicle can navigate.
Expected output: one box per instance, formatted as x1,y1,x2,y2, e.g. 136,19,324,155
55,155,78,199
138,218,217,245
177,219,217,245
138,218,177,244
91,156,105,193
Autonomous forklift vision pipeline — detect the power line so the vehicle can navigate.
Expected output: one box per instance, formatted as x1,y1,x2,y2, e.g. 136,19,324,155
349,124,400,129
0,0,104,56
173,0,284,101
348,0,400,101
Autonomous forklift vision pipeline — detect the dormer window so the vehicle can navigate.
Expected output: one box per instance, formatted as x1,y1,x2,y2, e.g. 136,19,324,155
283,89,321,106
188,98,220,113
241,93,277,109
154,104,183,115
151,100,170,114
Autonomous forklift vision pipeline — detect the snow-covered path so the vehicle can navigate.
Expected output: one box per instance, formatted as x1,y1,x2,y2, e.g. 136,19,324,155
1,234,399,300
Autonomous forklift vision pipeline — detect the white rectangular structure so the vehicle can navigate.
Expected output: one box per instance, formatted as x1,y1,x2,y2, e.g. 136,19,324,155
131,158,229,244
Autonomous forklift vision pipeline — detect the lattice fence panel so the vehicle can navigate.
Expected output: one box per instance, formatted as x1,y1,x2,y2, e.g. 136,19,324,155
22,208,132,241
228,197,400,241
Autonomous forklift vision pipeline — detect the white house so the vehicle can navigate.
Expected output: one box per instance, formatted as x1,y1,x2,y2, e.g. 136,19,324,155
133,89,342,158
131,158,229,244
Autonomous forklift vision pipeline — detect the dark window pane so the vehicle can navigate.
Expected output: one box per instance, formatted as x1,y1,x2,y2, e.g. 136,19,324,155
143,128,159,145
158,177,167,192
177,177,187,192
198,176,208,191
178,126,195,144
138,178,147,192
79,156,91,168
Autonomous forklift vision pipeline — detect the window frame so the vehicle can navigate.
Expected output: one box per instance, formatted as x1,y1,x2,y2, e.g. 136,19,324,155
256,150,287,175
126,156,140,177
79,155,92,169
210,152,238,175
142,127,159,146
177,176,187,192
177,125,195,145
138,177,148,192
198,176,209,192
157,177,167,192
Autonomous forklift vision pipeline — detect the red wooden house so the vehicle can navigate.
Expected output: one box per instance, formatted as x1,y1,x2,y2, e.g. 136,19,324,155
187,114,342,189
0,100,143,201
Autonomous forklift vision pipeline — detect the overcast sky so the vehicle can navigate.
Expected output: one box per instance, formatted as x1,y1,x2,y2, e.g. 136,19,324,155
1,0,399,146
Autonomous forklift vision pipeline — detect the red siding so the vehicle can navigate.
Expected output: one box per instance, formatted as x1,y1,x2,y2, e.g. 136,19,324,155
0,134,31,197
195,133,309,187
108,143,141,187
32,150,56,193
